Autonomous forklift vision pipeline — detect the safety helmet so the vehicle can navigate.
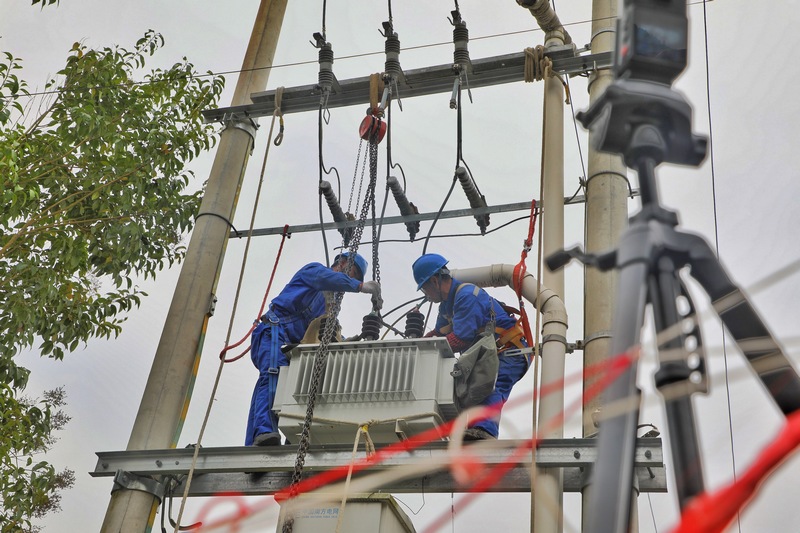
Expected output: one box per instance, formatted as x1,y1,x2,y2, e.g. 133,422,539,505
334,251,368,281
412,253,449,290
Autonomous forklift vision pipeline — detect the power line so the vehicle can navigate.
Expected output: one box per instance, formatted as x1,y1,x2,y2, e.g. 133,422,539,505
3,15,605,102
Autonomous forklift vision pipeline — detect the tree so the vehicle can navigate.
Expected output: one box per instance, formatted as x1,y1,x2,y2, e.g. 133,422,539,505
0,29,225,529
1,387,75,533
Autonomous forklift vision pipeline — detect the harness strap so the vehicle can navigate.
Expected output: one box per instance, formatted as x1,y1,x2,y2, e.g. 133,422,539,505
495,323,526,350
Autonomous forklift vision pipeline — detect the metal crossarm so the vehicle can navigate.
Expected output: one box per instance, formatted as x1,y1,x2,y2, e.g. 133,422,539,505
202,49,613,123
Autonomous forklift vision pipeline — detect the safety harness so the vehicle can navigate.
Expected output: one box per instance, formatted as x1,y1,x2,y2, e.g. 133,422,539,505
438,282,527,355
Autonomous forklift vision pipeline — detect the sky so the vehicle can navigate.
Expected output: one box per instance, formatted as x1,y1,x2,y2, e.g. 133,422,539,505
3,0,800,531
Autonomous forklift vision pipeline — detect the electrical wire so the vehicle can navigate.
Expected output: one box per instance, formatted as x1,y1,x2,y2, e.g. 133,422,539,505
20,5,751,104
700,1,740,531
317,104,331,265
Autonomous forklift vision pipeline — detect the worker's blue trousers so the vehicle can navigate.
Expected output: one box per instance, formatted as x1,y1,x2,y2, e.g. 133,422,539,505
245,320,288,445
472,352,529,438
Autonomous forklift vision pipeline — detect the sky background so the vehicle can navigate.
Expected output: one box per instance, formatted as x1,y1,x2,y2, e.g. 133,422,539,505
3,0,800,531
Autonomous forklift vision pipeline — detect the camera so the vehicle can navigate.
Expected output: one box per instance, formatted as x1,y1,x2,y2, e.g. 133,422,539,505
615,0,688,85
577,0,706,168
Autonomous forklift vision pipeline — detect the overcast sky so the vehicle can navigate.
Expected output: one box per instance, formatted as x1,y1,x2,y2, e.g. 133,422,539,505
3,1,800,531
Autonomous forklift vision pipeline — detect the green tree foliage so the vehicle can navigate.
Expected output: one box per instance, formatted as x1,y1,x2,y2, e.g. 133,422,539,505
1,387,75,533
0,30,224,529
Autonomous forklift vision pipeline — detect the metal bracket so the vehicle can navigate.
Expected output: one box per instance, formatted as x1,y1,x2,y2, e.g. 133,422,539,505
111,470,166,503
208,293,218,317
222,114,258,144
582,329,613,348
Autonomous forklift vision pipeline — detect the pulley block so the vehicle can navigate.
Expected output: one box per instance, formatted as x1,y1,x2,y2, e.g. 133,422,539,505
359,111,387,143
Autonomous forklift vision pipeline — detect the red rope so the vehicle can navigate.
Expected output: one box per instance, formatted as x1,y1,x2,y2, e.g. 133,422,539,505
672,409,800,533
512,199,537,348
219,225,290,363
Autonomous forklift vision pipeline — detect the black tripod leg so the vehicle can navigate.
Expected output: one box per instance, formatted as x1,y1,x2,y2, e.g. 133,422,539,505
650,258,705,509
587,262,649,533
686,234,800,415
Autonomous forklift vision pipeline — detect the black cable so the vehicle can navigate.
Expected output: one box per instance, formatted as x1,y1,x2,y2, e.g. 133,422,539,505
565,76,588,189
565,182,583,204
317,104,330,265
382,295,426,318
354,213,532,250
321,0,328,41
421,174,458,255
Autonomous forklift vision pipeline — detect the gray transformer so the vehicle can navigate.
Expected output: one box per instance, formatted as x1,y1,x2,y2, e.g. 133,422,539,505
274,337,458,445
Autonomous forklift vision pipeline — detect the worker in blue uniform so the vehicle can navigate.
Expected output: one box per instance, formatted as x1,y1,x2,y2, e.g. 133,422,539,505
246,252,382,446
412,253,528,441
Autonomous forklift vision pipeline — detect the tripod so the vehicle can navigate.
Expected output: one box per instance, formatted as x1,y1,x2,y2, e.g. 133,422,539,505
547,78,800,533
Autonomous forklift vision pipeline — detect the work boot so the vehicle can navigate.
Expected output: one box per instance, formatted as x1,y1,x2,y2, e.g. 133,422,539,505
253,432,282,446
462,427,496,442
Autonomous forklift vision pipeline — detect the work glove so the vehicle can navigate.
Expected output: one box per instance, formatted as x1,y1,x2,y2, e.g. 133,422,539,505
360,281,383,311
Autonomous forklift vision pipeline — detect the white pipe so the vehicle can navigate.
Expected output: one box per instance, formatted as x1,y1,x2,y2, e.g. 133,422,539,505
536,34,567,533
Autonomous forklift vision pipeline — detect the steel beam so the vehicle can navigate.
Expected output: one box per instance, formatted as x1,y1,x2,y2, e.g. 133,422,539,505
202,50,613,123
92,438,666,495
228,190,640,239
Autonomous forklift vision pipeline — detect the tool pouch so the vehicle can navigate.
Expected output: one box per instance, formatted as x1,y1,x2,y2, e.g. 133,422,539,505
451,328,499,412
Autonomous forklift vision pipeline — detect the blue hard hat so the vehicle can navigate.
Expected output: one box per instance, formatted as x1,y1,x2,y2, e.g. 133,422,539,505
412,253,449,290
334,251,368,281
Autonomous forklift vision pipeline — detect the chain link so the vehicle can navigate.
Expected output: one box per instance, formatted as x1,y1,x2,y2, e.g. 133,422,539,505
369,142,381,285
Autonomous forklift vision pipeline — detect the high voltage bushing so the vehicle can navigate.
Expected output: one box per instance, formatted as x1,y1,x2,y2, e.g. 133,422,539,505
386,176,420,241
312,32,335,94
404,310,425,339
456,166,490,234
382,21,402,80
319,180,353,245
361,313,382,341
451,11,471,70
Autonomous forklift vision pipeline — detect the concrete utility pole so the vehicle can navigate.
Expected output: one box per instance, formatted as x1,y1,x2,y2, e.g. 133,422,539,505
582,0,635,531
100,1,288,530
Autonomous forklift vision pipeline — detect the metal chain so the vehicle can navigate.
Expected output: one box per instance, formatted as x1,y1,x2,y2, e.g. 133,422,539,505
283,133,380,533
345,139,364,215
369,141,381,284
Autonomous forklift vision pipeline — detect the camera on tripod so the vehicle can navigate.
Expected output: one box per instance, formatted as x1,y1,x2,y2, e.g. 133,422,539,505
577,0,707,168
616,0,687,85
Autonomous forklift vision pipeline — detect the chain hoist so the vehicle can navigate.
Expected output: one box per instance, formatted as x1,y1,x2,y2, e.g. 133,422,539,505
283,129,383,533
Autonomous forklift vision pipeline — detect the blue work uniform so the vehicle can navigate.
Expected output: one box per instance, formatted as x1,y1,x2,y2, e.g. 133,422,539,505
245,262,362,445
434,278,529,438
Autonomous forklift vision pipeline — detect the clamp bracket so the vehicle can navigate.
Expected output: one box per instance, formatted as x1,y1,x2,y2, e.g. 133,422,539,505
111,469,166,503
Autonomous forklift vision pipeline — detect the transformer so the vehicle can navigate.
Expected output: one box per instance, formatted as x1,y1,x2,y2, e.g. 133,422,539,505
274,337,457,445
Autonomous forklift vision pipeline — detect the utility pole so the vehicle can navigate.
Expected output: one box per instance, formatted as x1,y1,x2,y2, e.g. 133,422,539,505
100,1,288,530
582,0,635,531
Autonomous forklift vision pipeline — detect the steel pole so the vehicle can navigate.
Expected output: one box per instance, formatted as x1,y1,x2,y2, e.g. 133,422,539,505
582,0,633,531
100,1,288,530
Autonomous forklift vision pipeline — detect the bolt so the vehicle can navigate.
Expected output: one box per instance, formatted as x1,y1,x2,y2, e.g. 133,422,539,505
175,461,180,465
573,450,581,459
102,462,108,469
155,460,163,467
645,450,652,459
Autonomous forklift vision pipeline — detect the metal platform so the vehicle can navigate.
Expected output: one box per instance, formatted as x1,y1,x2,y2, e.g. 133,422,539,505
92,438,666,496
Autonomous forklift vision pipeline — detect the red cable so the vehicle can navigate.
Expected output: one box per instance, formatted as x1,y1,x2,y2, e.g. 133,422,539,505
219,224,290,363
512,199,537,348
672,409,800,533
